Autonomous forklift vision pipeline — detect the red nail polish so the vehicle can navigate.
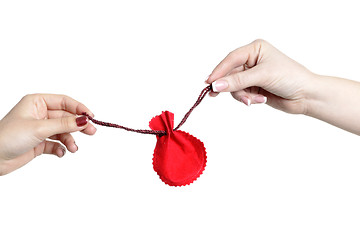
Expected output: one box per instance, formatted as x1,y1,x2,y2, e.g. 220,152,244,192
76,116,88,127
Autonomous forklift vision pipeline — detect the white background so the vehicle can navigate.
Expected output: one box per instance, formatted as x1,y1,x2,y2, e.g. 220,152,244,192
1,0,360,239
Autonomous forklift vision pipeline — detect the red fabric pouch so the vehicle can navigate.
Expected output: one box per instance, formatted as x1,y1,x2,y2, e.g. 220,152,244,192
149,111,206,186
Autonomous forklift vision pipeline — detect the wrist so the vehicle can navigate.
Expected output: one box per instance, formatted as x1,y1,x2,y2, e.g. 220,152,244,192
303,73,360,134
303,73,327,117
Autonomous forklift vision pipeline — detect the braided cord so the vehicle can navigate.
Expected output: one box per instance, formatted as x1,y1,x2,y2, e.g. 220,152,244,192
83,85,212,136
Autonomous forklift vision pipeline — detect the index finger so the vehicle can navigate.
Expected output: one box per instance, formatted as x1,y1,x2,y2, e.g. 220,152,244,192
206,39,263,84
40,94,94,117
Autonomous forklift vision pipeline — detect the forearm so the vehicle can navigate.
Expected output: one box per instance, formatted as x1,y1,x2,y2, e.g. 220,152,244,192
306,74,360,135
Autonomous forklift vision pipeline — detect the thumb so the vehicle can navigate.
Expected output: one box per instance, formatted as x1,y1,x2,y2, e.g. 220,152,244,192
35,115,89,139
211,67,264,93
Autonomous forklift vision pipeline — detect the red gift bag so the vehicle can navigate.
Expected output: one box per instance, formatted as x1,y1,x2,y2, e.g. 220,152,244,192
149,111,206,186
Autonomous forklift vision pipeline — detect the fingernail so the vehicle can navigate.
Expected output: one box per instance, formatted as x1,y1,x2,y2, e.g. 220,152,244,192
58,148,66,158
76,116,88,127
205,75,210,83
253,95,267,104
74,142,78,151
211,80,228,92
209,91,218,97
240,96,251,106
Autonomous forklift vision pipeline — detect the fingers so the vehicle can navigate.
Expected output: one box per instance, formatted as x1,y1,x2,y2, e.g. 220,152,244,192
40,94,94,117
210,67,265,93
0,141,66,175
33,140,66,158
81,123,97,135
210,86,268,106
231,89,267,106
47,110,97,136
209,91,219,97
208,65,246,98
228,65,246,76
49,133,78,153
42,140,66,157
205,39,268,97
206,39,264,84
47,110,74,119
35,115,90,140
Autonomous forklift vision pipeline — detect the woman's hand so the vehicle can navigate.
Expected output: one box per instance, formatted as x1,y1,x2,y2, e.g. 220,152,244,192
207,39,360,135
206,39,315,114
0,94,96,175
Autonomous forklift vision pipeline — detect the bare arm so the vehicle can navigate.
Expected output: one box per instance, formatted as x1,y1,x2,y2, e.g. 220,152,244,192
306,75,360,135
206,39,360,135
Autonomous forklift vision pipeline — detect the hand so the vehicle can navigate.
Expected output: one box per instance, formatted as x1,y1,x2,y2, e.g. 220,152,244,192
0,94,96,175
206,39,360,135
206,39,315,114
